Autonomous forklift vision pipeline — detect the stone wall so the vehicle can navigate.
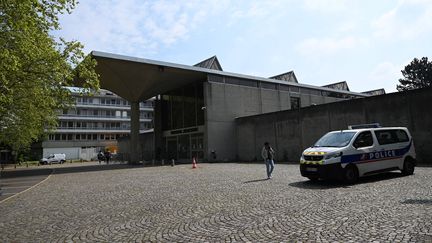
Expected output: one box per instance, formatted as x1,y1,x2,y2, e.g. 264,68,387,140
236,87,432,164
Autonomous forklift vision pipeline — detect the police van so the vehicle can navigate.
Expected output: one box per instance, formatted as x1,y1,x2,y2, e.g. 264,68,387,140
300,124,416,183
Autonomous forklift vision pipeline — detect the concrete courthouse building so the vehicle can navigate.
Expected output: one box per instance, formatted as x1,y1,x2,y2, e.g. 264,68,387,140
89,51,384,163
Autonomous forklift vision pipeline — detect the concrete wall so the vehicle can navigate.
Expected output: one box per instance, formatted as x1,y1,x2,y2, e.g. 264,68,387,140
205,82,329,161
236,87,432,164
118,132,154,162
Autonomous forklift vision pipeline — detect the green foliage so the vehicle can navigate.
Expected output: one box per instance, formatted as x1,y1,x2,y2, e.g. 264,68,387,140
0,0,99,151
397,57,432,92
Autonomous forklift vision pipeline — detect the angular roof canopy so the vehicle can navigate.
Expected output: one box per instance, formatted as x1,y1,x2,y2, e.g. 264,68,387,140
194,56,223,71
269,71,298,83
322,81,350,91
89,51,370,102
362,88,386,96
91,51,208,102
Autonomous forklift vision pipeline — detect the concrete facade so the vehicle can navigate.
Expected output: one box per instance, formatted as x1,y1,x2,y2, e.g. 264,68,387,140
40,88,154,160
236,87,432,164
203,81,344,162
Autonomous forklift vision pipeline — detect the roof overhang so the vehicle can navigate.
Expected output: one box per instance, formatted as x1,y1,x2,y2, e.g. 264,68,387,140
90,51,370,101
91,51,208,102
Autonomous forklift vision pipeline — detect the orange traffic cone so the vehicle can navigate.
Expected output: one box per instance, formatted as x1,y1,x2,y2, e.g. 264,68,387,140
192,157,197,169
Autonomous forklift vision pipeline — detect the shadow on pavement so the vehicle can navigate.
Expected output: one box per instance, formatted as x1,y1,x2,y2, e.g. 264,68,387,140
0,163,147,179
243,178,269,184
1,168,53,179
289,172,406,190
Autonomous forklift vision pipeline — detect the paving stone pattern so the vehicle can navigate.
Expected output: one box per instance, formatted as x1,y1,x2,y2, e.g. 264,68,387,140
0,163,431,242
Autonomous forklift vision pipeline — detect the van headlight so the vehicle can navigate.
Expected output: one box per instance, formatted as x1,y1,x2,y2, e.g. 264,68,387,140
324,152,343,159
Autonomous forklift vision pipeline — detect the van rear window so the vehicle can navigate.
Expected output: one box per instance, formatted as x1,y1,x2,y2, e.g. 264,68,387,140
374,129,409,145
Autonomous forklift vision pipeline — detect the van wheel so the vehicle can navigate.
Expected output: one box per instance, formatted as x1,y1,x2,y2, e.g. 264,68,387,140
402,158,415,176
344,164,359,184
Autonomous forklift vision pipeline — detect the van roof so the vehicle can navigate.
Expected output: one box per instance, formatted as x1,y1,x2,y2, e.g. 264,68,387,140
331,127,409,133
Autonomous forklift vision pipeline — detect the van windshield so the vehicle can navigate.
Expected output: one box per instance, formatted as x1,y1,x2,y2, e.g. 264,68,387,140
313,131,356,147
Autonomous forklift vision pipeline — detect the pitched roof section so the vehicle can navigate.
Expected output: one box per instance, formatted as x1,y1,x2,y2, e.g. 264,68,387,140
194,56,223,71
361,89,386,96
322,81,350,91
269,71,298,83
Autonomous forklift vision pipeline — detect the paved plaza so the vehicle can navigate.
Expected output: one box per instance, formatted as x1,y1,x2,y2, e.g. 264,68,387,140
1,163,431,242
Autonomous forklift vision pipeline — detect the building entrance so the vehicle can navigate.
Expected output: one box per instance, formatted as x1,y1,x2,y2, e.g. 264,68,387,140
164,133,203,161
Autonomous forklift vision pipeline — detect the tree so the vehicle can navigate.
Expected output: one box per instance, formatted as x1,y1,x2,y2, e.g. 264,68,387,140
0,0,99,153
397,57,432,92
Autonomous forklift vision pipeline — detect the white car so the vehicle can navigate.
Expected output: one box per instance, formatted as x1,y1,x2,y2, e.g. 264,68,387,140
300,125,416,183
40,154,66,165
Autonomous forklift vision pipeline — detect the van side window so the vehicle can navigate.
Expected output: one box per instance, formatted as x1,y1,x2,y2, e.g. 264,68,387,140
375,129,409,145
353,131,373,148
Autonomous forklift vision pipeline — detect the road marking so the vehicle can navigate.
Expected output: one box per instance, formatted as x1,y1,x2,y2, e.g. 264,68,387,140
0,169,53,204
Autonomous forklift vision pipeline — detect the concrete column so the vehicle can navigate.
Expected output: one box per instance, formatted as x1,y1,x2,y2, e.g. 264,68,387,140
130,101,140,164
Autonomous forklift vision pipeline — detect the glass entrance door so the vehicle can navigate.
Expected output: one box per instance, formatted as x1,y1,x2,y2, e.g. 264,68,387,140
177,135,190,159
164,133,204,160
166,137,177,160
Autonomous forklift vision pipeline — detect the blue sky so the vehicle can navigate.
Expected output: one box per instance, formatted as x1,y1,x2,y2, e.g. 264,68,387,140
57,0,432,93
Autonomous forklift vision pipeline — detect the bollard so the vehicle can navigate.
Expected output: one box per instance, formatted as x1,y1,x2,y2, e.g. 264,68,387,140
161,159,164,166
171,159,175,167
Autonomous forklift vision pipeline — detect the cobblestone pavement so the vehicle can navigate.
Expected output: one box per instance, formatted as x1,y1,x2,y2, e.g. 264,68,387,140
0,163,431,242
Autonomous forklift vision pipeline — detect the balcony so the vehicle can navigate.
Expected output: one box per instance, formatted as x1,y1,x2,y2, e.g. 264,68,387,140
58,114,152,122
75,102,153,111
53,127,150,133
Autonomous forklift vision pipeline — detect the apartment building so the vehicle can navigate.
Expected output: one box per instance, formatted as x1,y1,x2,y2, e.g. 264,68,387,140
40,88,154,160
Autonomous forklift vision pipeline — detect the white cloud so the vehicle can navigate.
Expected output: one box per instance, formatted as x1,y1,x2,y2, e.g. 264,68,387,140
372,0,432,40
56,0,227,56
366,61,407,93
303,0,350,12
296,36,369,57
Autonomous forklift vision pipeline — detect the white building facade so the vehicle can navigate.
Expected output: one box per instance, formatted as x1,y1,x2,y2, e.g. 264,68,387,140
41,88,154,160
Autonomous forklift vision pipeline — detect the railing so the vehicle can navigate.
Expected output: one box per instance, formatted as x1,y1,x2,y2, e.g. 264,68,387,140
56,127,131,130
75,102,153,108
58,114,152,119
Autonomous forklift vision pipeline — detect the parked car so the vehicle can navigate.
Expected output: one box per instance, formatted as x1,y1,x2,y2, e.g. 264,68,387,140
40,154,66,165
300,124,416,183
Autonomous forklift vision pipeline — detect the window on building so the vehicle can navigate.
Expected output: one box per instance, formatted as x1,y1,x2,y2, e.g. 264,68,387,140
260,82,277,90
279,84,290,92
290,97,300,110
290,86,300,93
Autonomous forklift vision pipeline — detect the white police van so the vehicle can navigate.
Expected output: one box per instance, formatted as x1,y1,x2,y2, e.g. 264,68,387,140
300,124,416,183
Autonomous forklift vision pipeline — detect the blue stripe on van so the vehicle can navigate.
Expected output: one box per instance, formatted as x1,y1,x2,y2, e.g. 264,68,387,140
341,141,412,164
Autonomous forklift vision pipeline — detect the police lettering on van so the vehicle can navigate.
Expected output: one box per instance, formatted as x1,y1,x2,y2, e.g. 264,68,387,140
300,124,416,184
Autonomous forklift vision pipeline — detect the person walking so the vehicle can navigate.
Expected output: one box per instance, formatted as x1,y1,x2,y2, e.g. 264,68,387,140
104,150,111,164
97,151,104,164
261,142,275,179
